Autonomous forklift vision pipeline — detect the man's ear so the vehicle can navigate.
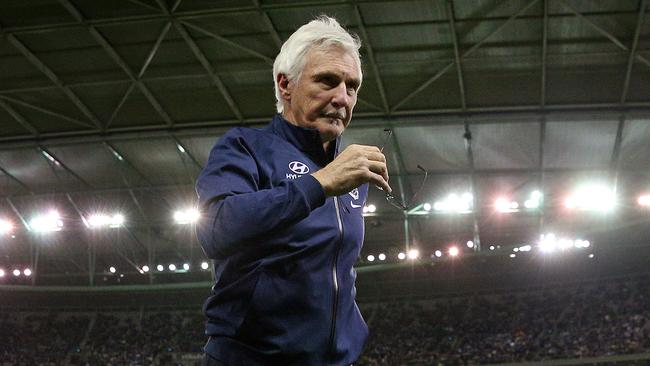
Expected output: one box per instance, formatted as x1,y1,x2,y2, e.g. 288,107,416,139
277,73,291,101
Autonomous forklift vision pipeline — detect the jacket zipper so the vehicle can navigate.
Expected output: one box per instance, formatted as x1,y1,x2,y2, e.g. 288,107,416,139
327,196,344,362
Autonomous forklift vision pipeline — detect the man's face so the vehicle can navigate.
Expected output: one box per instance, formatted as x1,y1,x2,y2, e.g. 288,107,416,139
279,46,361,144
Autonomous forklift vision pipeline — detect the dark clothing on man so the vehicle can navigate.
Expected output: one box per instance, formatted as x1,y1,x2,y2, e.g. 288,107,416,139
196,115,369,365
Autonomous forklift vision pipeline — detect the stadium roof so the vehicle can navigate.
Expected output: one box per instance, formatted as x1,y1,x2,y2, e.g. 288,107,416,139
1,0,649,286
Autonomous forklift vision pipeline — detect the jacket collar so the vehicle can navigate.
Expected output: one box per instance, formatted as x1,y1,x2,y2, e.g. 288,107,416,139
267,114,340,165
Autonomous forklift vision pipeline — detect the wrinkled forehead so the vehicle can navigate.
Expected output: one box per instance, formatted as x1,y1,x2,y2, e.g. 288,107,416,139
303,44,363,81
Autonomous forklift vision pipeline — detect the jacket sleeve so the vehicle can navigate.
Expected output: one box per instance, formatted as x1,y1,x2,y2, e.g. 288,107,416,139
195,130,326,259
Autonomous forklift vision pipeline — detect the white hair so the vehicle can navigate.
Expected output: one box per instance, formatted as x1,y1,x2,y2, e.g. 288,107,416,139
273,15,362,113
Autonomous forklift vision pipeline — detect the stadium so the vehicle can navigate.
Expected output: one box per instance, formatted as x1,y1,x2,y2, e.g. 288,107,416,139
1,0,650,365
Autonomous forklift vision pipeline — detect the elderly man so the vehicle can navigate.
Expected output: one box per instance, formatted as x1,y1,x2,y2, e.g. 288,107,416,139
196,16,390,365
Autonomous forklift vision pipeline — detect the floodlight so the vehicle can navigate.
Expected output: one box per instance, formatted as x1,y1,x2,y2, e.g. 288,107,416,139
510,254,516,258
495,198,509,212
13,269,20,276
638,195,650,207
201,261,209,270
407,249,420,260
588,253,594,258
0,219,13,234
367,255,375,262
378,253,386,261
109,266,116,273
157,264,164,272
363,204,377,213
448,246,459,257
142,265,150,273
29,211,63,232
513,247,519,252
489,245,495,251
466,240,474,248
177,143,186,153
422,203,432,211
433,193,472,213
524,199,539,209
565,184,616,212
183,263,190,271
0,269,4,277
397,252,406,260
169,264,177,271
519,245,532,252
88,213,125,228
174,208,200,224
434,250,442,258
23,268,32,276
539,233,557,253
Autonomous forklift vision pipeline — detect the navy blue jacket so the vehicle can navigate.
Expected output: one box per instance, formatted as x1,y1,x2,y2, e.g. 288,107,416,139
196,114,369,365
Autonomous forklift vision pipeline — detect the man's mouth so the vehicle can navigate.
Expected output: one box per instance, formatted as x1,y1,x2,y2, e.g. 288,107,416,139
323,113,345,123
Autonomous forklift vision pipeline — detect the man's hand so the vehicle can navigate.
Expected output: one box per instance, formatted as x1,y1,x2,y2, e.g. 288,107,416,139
311,144,391,197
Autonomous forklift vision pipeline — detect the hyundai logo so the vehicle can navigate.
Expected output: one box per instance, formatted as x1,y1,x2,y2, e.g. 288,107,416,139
289,161,310,174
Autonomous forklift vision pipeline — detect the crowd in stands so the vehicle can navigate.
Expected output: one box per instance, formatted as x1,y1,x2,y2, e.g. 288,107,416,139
1,276,649,365
358,277,650,365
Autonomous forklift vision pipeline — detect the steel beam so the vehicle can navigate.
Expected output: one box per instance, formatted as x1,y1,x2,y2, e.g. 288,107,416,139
173,20,243,121
5,34,103,130
6,197,31,230
252,0,283,49
180,21,274,65
38,146,93,188
128,0,163,13
610,0,647,193
2,102,650,147
57,0,175,127
446,0,467,110
0,166,33,193
541,0,548,107
353,5,390,114
0,99,39,137
392,0,541,111
560,0,650,69
0,95,95,129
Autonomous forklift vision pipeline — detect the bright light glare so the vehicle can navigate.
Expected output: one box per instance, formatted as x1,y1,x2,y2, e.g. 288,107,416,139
495,198,519,213
422,203,432,211
638,195,650,207
565,184,616,212
407,249,420,259
201,261,209,270
174,208,200,224
367,255,375,262
397,252,406,260
88,213,124,228
183,263,190,271
539,234,590,253
156,264,164,272
29,211,63,232
0,269,4,277
489,245,495,251
169,264,177,271
142,265,150,273
378,253,386,261
433,193,472,213
23,268,31,276
434,250,442,258
448,246,459,257
0,219,13,234
109,266,116,273
363,204,377,214
588,253,595,258
466,240,474,248
518,245,532,252
510,254,516,258
13,269,20,276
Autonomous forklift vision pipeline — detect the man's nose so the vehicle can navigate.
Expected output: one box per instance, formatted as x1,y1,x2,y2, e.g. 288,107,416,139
331,83,351,108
